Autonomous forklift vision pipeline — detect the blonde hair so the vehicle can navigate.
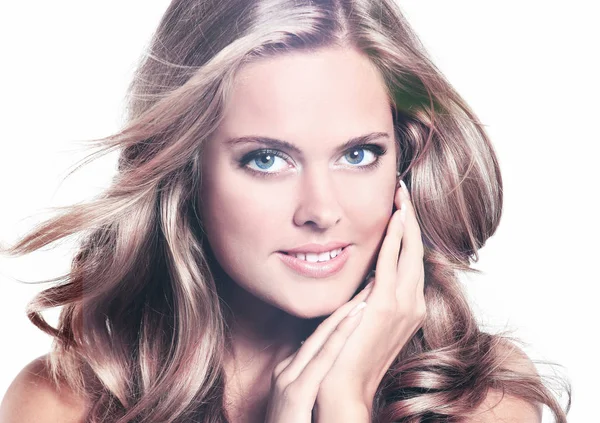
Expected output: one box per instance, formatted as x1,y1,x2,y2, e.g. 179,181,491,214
2,0,570,421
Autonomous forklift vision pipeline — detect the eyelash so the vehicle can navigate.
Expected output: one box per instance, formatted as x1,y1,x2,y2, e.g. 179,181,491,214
238,143,388,178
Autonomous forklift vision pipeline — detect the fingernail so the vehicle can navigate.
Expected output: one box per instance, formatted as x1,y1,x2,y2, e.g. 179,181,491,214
399,180,410,198
348,301,367,317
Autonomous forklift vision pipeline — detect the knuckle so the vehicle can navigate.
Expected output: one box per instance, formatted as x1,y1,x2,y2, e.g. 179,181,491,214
417,303,427,317
415,301,427,321
273,372,293,392
391,295,426,321
283,381,305,402
273,361,286,378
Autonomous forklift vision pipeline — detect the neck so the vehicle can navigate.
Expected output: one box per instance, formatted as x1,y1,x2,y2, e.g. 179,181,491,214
212,266,320,423
218,270,314,360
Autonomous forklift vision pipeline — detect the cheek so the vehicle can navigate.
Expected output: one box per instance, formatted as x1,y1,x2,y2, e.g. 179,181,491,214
199,175,293,302
200,174,287,260
343,177,395,238
350,202,391,250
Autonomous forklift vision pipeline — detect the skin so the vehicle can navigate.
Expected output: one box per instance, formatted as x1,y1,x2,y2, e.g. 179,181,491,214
196,45,541,422
198,46,398,421
0,45,541,423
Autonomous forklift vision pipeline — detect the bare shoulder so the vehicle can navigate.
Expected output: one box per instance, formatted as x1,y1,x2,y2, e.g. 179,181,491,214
0,354,89,423
465,340,542,423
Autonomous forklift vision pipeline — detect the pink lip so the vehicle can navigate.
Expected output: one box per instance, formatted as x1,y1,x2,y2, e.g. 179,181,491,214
276,246,350,278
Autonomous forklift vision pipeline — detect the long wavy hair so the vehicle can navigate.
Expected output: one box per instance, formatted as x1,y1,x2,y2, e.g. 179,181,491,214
2,0,571,421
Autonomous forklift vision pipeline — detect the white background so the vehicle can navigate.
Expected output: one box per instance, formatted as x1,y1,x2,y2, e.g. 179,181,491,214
0,1,597,421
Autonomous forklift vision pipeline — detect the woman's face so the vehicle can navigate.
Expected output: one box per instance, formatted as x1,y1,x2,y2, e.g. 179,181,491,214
200,46,397,319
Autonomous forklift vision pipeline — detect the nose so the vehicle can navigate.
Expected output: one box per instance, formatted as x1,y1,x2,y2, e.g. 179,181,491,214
292,169,342,230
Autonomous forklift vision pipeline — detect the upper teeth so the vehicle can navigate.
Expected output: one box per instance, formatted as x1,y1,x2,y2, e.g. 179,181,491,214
289,248,344,262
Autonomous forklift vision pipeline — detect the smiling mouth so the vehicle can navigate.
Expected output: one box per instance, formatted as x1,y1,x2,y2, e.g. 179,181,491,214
276,246,351,278
280,246,348,263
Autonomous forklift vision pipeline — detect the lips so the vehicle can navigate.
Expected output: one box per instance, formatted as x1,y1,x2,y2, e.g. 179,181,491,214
276,245,351,278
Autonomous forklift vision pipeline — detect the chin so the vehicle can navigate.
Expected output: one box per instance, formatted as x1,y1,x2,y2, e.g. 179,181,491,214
282,292,351,320
291,307,332,320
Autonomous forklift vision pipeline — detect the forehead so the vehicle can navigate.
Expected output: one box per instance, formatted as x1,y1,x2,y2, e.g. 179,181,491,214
216,47,393,144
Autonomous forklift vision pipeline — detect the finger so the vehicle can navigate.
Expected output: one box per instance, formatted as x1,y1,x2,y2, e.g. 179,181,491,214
398,180,423,246
291,303,366,399
394,182,403,211
396,182,424,294
417,264,425,295
285,283,373,365
278,283,374,380
273,351,297,380
371,205,405,298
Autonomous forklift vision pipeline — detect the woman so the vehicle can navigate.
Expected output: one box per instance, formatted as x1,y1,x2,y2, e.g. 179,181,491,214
0,0,570,422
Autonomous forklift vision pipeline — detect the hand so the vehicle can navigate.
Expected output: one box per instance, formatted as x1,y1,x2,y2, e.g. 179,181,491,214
264,281,376,423
315,180,426,416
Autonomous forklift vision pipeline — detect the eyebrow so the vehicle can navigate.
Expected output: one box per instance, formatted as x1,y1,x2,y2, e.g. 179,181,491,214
224,131,390,155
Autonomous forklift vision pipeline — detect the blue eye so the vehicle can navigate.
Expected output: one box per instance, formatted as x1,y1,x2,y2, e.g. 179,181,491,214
342,148,375,166
238,144,387,177
244,150,290,172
